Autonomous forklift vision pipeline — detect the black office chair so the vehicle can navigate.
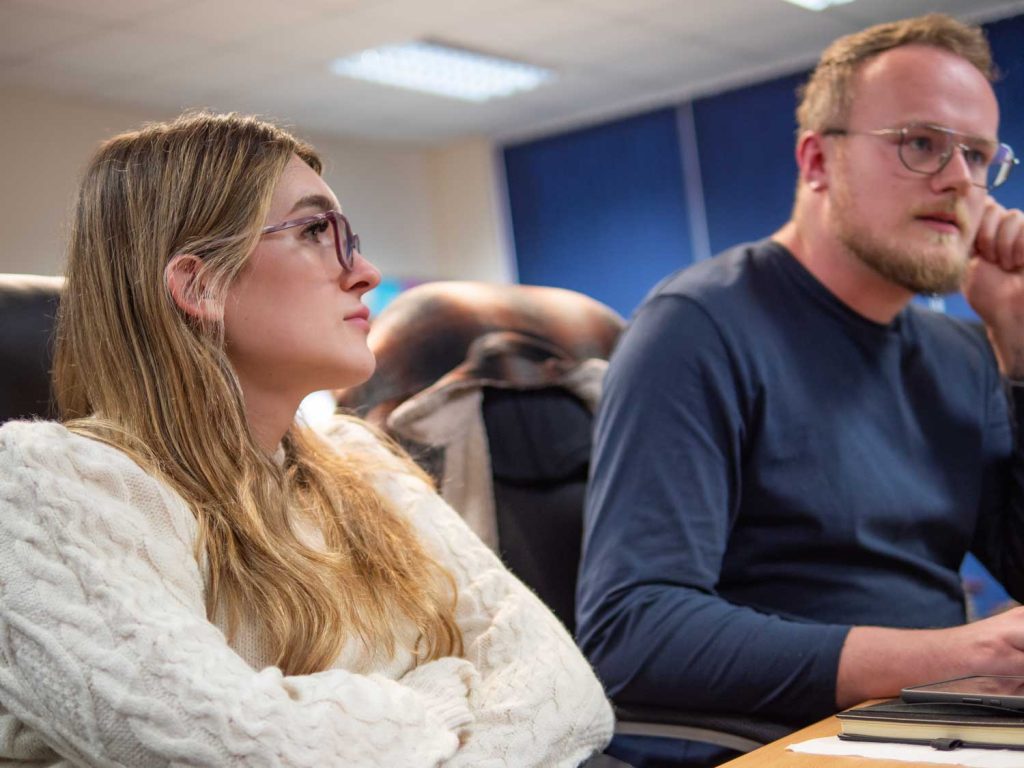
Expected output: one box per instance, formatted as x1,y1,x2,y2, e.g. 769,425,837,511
336,280,794,762
0,273,63,423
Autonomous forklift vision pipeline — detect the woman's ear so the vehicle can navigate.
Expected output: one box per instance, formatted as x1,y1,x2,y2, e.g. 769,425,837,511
165,254,219,321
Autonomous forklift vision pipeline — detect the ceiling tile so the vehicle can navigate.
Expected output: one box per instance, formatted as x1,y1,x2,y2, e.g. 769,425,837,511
359,0,528,34
834,0,1024,26
652,0,855,57
1,0,1022,144
532,16,664,71
613,37,754,86
132,0,324,45
0,60,118,98
227,10,405,70
30,26,216,80
0,1,112,64
439,0,616,57
568,0,684,16
14,0,191,23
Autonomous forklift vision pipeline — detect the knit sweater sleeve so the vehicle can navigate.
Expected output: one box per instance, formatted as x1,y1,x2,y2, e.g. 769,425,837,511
323,418,614,768
0,420,473,767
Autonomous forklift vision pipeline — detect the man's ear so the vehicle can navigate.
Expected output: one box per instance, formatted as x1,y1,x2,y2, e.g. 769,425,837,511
165,254,219,321
795,130,829,192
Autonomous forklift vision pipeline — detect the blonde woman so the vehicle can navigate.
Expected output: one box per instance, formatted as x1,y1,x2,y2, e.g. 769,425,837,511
0,112,613,766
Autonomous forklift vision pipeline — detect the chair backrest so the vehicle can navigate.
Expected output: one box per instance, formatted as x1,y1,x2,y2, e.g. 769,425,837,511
339,281,623,422
0,274,64,424
483,385,595,629
337,280,625,632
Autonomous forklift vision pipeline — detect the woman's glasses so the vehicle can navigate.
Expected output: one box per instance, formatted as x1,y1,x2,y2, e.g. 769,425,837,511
260,210,360,271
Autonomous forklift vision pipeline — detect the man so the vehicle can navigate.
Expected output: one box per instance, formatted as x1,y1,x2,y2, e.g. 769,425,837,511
576,13,1024,767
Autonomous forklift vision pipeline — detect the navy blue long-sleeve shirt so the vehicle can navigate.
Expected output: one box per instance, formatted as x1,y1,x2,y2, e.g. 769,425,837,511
576,240,1024,727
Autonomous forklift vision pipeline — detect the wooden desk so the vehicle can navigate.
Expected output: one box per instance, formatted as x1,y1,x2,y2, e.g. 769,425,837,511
718,711,934,768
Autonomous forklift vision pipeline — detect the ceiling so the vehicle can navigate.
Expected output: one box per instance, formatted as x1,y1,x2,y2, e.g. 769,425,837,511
2,0,1023,146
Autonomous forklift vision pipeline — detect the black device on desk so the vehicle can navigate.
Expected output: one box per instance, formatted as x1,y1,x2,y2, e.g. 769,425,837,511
902,675,1024,710
837,697,1024,750
836,675,1024,751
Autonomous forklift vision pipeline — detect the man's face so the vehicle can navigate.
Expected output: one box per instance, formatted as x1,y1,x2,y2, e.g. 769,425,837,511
827,44,999,295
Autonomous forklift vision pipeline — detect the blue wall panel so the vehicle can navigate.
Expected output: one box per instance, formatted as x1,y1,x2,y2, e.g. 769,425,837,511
692,71,808,256
988,13,1024,215
504,108,692,318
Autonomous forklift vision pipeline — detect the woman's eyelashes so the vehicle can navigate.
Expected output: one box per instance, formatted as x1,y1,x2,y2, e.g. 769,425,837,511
302,219,331,244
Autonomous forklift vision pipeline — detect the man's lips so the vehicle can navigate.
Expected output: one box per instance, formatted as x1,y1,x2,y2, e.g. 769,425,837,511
915,211,964,233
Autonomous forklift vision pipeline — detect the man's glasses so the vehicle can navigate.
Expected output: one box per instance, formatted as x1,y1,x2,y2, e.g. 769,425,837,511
823,123,1018,190
260,209,360,271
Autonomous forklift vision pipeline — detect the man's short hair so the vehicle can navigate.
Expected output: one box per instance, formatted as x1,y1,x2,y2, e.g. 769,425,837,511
796,13,994,134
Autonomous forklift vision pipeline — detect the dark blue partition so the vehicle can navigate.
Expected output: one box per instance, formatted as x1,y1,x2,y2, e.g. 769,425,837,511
692,71,808,256
988,13,1024,215
504,108,693,317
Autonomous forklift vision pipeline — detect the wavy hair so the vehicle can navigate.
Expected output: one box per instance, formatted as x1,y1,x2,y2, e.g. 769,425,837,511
53,112,461,675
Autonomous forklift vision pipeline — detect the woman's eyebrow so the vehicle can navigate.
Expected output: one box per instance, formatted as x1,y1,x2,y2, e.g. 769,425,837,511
286,193,336,216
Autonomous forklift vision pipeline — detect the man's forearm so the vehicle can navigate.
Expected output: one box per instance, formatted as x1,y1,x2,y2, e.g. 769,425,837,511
837,608,1024,709
836,626,953,708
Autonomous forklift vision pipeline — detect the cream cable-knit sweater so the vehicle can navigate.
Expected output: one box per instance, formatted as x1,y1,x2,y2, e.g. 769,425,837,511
0,417,613,767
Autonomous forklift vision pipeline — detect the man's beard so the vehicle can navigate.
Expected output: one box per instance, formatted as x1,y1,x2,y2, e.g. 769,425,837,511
832,180,969,296
840,228,967,295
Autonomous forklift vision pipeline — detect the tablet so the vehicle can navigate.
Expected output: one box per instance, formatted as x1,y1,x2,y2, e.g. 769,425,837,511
901,675,1024,710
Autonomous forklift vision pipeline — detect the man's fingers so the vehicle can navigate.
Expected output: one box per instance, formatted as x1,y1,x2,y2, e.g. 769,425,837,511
972,200,1024,272
973,198,1002,261
995,209,1024,271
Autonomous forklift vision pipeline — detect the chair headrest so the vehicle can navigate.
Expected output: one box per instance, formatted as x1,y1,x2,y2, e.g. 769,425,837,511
0,274,64,423
337,281,624,419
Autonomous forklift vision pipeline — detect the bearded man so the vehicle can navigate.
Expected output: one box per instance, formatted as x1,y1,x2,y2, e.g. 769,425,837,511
577,13,1024,768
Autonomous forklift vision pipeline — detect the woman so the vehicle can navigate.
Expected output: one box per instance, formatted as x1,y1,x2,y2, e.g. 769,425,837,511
0,112,613,766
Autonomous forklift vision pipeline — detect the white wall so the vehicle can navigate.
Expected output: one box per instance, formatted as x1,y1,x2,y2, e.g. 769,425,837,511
427,139,514,282
0,87,511,283
0,88,158,276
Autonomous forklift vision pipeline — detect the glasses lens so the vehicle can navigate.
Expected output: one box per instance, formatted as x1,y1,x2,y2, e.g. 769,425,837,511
323,211,353,271
899,125,950,174
988,144,1016,189
901,126,1011,189
340,214,357,271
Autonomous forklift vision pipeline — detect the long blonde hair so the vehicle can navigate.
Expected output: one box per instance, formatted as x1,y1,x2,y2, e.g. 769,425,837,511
53,112,461,675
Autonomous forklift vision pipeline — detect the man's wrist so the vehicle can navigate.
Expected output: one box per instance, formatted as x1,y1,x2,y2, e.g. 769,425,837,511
984,325,1024,380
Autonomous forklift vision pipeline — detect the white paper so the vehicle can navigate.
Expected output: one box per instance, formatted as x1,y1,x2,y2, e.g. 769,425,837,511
788,736,1024,767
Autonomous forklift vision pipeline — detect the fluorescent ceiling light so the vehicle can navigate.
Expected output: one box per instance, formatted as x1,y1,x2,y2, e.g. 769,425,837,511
330,41,553,102
781,0,855,9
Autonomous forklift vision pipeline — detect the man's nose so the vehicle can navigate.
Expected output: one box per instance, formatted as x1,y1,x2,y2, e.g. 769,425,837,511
930,144,976,195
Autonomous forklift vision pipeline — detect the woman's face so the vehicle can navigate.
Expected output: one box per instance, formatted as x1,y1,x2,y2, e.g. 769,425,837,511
223,155,381,406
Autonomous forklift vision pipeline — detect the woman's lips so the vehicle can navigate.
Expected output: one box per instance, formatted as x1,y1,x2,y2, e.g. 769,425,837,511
344,307,370,332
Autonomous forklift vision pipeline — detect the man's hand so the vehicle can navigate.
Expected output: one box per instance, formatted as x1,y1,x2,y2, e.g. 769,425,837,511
837,606,1024,709
964,198,1024,378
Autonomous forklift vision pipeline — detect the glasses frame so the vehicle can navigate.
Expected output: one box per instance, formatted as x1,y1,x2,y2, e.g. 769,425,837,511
822,123,1018,190
260,209,360,271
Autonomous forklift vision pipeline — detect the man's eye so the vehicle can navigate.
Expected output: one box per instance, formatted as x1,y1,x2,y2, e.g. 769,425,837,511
905,134,935,153
964,148,990,168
